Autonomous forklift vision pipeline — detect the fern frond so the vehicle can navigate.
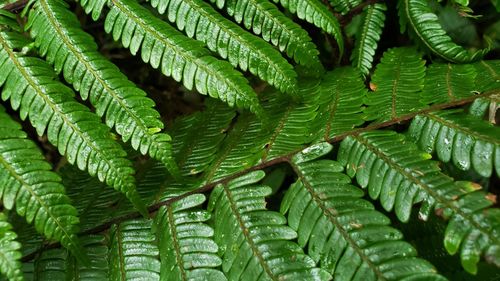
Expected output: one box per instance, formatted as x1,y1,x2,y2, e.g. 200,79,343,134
365,47,426,122
208,0,321,68
469,95,499,120
0,212,22,281
338,130,500,274
314,67,366,140
27,0,178,175
169,100,236,177
408,109,500,177
79,0,264,117
350,3,386,77
421,63,477,105
474,60,500,92
147,0,298,95
32,235,108,280
273,0,344,56
328,0,362,14
0,30,146,217
109,220,160,280
155,194,226,280
0,104,84,262
401,0,489,63
281,142,447,281
208,171,331,280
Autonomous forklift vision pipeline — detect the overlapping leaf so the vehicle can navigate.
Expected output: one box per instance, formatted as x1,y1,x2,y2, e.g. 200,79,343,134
338,130,500,274
27,0,178,174
208,0,321,68
147,0,298,95
0,30,146,217
208,171,331,280
282,142,447,281
155,194,225,280
0,104,83,262
0,213,22,281
408,109,500,177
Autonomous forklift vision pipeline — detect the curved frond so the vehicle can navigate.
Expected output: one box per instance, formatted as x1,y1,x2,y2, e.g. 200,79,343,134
350,3,386,77
208,171,331,280
0,212,22,281
421,63,477,105
27,0,178,174
109,219,160,280
31,235,108,280
408,109,500,177
0,105,84,262
208,0,321,68
281,143,447,281
365,47,426,122
79,0,264,117
155,194,226,280
273,0,344,56
338,130,500,274
0,30,146,217
147,0,298,95
401,0,489,63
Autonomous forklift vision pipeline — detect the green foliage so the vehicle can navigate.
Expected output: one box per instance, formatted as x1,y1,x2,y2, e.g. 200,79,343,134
0,213,22,281
0,0,499,280
27,0,178,175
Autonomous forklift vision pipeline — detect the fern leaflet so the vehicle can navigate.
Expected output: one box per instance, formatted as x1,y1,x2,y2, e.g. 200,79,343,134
0,213,22,281
208,171,331,280
155,194,226,280
350,3,386,77
209,0,321,69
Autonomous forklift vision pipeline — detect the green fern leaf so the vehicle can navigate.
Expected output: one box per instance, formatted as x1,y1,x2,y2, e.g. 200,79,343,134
273,0,344,57
155,194,226,280
421,63,477,105
31,235,108,280
79,0,264,117
408,109,500,177
474,60,500,92
365,47,426,122
0,30,147,217
350,3,386,77
401,0,489,63
208,0,321,68
170,100,236,177
147,0,298,95
281,143,447,281
0,212,22,281
208,171,332,280
27,0,178,175
0,104,84,263
468,95,499,120
109,220,160,280
328,0,362,14
338,130,500,274
314,67,366,140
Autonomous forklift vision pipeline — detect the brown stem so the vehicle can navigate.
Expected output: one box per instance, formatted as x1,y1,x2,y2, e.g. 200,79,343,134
1,0,28,13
